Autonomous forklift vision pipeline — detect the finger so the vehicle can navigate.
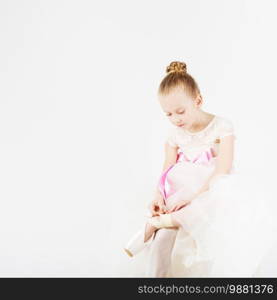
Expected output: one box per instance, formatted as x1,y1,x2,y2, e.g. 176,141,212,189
168,207,175,213
178,204,185,210
175,205,181,211
151,207,157,214
173,205,180,212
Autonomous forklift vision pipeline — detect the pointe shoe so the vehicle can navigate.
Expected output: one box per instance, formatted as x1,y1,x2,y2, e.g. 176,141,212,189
143,213,176,242
124,214,175,257
148,213,174,229
124,228,156,258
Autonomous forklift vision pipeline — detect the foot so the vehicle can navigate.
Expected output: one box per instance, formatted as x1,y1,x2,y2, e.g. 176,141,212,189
144,222,157,242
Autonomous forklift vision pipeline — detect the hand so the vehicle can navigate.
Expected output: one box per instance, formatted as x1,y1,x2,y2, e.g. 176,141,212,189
167,199,191,213
149,197,167,216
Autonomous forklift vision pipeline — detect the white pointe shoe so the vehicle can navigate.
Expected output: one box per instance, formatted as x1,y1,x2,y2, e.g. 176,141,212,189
124,213,175,257
147,213,174,229
124,229,155,257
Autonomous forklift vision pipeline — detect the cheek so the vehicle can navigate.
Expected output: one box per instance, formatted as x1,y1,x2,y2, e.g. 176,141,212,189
168,116,176,123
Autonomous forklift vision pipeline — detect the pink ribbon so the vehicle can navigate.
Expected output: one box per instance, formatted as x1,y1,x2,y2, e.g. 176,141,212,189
157,147,214,200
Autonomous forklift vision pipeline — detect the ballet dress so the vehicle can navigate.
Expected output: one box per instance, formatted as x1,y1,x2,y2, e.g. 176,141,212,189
142,114,275,277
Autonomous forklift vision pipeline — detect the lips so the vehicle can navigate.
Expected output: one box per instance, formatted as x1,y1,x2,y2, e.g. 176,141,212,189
178,124,185,127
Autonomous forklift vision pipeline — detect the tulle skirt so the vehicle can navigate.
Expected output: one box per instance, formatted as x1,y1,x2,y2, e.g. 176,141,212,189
154,149,276,277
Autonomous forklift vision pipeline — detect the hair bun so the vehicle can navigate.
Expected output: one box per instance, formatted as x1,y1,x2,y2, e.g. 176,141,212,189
166,61,187,75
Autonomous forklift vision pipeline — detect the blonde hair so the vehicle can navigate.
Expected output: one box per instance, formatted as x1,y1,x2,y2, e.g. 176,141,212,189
158,61,201,98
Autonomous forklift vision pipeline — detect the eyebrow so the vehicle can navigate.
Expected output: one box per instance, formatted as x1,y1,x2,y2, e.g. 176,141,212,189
164,107,185,113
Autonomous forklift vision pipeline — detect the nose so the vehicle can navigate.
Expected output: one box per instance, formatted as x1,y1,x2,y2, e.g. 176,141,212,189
172,115,184,126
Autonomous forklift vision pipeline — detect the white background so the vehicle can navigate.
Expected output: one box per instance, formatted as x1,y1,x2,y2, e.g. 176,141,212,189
0,0,276,277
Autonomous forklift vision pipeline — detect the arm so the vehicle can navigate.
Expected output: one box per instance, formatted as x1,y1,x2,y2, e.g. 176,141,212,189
149,142,178,215
168,134,235,212
153,141,179,199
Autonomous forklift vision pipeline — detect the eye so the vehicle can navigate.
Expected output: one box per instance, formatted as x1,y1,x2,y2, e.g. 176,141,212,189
178,110,185,114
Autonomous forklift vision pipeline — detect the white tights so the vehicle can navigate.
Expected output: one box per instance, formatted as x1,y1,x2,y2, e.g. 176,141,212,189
145,227,178,277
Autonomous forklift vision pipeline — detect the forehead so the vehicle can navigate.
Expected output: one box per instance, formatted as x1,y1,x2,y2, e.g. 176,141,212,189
158,88,192,112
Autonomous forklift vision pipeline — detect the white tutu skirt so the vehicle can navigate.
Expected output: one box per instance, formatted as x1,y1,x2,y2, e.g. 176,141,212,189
154,150,276,277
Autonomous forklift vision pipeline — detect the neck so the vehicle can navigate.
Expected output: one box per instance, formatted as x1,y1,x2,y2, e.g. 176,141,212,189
188,111,214,132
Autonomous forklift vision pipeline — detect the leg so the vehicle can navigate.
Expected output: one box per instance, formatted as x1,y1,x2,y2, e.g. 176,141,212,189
144,213,180,242
124,213,180,258
145,227,178,277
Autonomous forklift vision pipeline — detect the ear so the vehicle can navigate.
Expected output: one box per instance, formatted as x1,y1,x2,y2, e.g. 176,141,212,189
194,94,203,108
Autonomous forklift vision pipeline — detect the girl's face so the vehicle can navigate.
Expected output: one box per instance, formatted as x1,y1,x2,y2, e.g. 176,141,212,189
158,87,202,129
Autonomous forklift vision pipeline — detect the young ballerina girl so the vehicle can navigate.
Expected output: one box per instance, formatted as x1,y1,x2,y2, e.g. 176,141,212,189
124,61,275,277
